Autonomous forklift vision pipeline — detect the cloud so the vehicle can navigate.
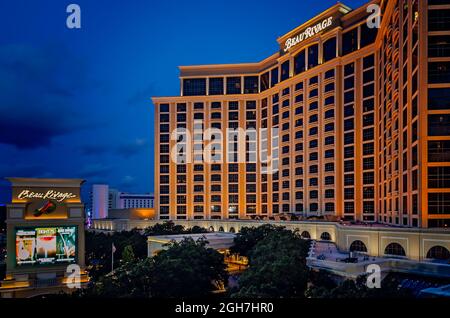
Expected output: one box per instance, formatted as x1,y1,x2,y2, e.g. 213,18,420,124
79,138,148,158
128,84,155,105
0,44,91,149
0,163,54,179
79,163,113,178
79,144,110,156
115,138,148,158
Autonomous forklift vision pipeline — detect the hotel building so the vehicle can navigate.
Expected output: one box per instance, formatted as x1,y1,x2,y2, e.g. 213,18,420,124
152,0,450,228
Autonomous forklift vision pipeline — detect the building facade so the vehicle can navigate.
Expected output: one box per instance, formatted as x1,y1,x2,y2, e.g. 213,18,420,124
88,184,154,219
152,0,450,228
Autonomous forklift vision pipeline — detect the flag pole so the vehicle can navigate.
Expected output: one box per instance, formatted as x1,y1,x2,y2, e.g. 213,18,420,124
111,243,114,274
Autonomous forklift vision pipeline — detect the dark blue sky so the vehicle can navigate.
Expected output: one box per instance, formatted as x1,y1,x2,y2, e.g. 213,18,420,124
0,0,367,203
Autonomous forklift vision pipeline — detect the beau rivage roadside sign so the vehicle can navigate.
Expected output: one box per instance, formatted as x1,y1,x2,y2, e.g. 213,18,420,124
281,16,338,54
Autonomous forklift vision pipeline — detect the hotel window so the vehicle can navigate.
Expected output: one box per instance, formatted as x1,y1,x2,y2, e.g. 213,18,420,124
325,163,334,172
194,113,204,120
342,28,358,55
261,72,270,92
160,104,169,112
344,77,354,90
227,77,241,94
160,114,169,123
244,76,259,94
428,114,450,135
271,67,279,87
183,78,206,96
280,60,290,81
325,203,335,212
294,50,306,75
324,83,335,93
344,105,354,117
323,37,337,62
344,63,355,76
428,9,450,31
344,160,355,172
360,23,377,48
363,157,375,170
429,62,450,83
344,188,354,200
325,136,334,145
429,35,450,57
428,88,450,110
324,123,334,132
194,102,204,110
429,141,450,162
363,54,374,68
325,150,334,159
428,193,450,215
160,124,169,133
344,175,354,186
324,176,334,185
324,69,335,79
322,108,334,120
308,44,319,69
428,167,450,188
344,91,354,103
160,145,169,154
208,78,224,95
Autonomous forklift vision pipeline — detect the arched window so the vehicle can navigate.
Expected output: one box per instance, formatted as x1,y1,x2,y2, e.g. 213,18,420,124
349,240,368,253
384,243,406,256
218,226,224,232
426,246,450,260
208,226,215,232
301,231,311,239
320,232,331,241
229,227,236,233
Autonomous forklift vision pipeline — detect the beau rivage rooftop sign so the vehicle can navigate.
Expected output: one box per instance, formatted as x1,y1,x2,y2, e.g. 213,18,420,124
280,15,339,54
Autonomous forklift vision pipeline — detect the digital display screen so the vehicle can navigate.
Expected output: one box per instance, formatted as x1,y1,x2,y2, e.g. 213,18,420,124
15,226,77,266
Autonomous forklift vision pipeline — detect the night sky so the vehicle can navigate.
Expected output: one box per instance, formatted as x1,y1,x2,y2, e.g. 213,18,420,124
0,0,368,204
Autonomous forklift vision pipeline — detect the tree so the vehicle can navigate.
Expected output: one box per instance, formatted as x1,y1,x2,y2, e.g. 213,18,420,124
143,221,186,236
84,229,147,280
232,229,310,298
305,272,413,298
229,224,288,257
187,225,208,234
121,245,135,264
151,237,228,298
79,258,154,298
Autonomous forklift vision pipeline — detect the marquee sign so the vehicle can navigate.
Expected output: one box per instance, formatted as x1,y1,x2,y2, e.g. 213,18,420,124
283,17,334,53
17,190,77,203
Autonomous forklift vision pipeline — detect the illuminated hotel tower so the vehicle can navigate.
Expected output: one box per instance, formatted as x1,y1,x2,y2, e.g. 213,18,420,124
152,0,450,228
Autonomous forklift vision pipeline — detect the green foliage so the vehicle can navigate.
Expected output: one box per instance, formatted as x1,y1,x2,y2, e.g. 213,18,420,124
151,237,228,298
232,229,310,298
305,272,413,298
188,225,209,234
121,245,135,263
85,229,147,280
229,224,288,257
81,237,228,298
80,258,154,298
144,221,186,236
143,221,208,236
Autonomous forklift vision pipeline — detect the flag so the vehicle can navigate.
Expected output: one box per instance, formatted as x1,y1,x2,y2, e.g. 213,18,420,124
112,243,116,254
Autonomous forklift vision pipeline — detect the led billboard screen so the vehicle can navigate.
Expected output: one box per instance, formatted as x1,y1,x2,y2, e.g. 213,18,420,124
15,226,77,266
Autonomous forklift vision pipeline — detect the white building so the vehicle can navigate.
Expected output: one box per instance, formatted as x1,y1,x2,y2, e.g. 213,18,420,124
118,193,154,209
90,184,109,219
88,184,154,219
